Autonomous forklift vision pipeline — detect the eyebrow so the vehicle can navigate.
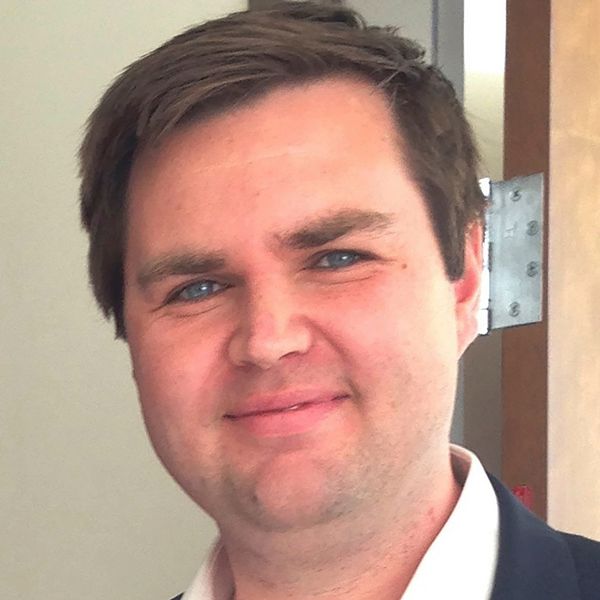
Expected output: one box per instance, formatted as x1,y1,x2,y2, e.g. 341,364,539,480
137,252,227,290
275,209,395,250
136,209,395,290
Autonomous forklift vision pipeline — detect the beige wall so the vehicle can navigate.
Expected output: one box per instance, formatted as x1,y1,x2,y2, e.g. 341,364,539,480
547,1,600,538
1,2,245,598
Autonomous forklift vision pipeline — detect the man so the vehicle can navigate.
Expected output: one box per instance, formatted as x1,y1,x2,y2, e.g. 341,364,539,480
79,2,600,599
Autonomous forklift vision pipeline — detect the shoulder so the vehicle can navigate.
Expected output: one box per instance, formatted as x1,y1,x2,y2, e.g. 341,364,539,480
561,532,600,596
487,472,600,599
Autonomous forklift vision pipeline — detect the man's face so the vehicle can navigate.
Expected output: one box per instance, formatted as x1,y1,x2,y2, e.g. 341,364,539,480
124,78,481,535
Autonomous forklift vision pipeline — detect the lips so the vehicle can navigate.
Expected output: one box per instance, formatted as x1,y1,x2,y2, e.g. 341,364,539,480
227,401,321,418
224,391,348,437
225,391,347,419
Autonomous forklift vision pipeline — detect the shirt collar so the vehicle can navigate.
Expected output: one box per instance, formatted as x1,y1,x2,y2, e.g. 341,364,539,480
401,445,499,600
182,538,233,600
182,445,499,600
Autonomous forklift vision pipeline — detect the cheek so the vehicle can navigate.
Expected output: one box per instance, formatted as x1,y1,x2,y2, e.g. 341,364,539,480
317,271,458,405
321,270,456,355
127,328,232,491
128,324,227,429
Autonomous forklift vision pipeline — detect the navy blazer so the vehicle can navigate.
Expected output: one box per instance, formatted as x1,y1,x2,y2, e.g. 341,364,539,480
170,476,600,600
489,474,600,599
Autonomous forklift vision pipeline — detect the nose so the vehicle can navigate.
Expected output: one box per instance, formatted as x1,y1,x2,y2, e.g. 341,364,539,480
227,281,312,370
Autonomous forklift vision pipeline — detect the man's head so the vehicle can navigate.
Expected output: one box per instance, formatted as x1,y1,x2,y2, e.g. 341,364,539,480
79,1,485,542
80,1,485,339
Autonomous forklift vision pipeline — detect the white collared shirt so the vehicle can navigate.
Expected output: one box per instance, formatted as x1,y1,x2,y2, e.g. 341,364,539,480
182,445,499,600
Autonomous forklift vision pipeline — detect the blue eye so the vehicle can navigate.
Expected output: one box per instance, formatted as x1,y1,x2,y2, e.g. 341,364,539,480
314,250,365,269
174,280,225,302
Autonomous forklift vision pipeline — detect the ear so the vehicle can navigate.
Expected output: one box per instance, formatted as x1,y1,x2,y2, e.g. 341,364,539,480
454,222,484,357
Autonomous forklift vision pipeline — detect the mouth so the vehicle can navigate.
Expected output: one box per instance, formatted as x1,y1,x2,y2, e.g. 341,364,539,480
224,393,349,437
226,398,341,419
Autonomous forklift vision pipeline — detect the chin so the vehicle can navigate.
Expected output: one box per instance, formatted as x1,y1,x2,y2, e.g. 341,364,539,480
220,453,364,533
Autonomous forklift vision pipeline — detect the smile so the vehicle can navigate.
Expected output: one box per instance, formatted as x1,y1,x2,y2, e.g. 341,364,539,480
224,394,349,437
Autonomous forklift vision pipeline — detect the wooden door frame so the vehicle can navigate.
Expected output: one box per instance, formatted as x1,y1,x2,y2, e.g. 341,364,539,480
502,0,551,519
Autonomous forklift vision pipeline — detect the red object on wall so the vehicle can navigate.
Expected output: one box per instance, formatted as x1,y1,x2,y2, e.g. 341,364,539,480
512,484,534,509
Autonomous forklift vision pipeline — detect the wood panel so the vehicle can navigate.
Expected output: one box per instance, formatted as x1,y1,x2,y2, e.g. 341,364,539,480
502,0,551,519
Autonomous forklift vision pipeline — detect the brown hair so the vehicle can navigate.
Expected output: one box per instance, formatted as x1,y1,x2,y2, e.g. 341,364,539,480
79,1,485,338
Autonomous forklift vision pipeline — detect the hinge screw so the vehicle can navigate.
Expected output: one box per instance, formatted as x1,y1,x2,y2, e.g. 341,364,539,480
527,262,540,277
510,189,522,201
509,302,521,317
527,220,540,236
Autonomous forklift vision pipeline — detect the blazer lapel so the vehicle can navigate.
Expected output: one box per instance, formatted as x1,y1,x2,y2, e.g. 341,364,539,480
489,474,580,600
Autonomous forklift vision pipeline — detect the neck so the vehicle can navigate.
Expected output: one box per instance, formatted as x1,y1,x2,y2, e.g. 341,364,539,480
221,451,461,600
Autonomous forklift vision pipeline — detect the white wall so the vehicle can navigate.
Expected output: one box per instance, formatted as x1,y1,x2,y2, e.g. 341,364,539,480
348,0,435,57
1,2,245,599
461,0,506,477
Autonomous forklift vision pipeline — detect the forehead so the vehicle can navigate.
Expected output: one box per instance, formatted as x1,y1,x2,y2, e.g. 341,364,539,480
130,78,403,186
126,77,422,252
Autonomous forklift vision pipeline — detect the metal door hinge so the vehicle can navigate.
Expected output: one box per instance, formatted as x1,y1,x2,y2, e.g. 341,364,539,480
478,173,544,334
